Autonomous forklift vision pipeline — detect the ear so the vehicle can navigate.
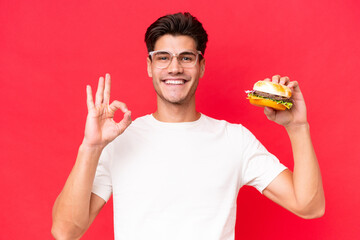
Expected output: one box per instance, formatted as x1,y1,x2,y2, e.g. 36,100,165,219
147,57,152,77
199,58,206,78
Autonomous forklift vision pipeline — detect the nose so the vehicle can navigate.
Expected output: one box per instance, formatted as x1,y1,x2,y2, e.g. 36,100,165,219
167,55,183,74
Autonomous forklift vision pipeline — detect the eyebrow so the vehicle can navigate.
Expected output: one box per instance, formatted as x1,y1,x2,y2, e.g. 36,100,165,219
179,51,196,55
154,51,170,54
153,49,197,54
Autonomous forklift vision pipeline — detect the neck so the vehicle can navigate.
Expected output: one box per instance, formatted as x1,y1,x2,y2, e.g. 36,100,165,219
153,97,200,122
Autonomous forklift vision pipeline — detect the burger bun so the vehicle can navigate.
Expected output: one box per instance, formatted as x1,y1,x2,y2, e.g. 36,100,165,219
249,98,287,111
253,81,292,98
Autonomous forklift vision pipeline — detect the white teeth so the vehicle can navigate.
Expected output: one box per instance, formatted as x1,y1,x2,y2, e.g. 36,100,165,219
164,80,185,85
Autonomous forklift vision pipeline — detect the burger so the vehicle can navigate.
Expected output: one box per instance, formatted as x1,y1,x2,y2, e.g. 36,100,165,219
246,81,293,110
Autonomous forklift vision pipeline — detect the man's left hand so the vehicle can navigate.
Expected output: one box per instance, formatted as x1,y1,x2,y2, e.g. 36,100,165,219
263,75,308,130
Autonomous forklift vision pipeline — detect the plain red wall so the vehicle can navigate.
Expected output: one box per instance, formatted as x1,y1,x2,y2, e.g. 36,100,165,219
1,0,359,239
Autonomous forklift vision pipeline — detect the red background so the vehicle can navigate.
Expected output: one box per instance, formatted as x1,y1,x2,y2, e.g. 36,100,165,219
1,0,359,239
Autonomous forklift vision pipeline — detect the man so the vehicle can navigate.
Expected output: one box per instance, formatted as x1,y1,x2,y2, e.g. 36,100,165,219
52,12,325,240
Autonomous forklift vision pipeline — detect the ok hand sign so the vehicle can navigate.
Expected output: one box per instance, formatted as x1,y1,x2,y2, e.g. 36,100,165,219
82,73,132,149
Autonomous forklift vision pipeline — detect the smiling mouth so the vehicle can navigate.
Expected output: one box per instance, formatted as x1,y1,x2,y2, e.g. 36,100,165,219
162,79,187,85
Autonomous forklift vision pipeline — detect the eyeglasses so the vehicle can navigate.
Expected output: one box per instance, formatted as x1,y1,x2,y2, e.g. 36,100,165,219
149,50,203,69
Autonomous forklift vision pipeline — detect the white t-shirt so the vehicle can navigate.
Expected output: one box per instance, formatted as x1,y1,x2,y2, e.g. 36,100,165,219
92,114,287,240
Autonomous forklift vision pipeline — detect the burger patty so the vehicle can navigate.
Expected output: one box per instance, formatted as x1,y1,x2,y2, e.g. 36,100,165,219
253,90,292,102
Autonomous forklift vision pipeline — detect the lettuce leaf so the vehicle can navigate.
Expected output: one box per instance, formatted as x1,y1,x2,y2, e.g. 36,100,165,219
247,93,293,109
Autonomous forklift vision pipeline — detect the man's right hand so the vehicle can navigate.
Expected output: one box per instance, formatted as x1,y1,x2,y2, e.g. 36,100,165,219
82,73,132,149
52,73,128,239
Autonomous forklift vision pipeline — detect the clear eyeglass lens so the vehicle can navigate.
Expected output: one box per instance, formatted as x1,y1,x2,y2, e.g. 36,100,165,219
152,51,198,68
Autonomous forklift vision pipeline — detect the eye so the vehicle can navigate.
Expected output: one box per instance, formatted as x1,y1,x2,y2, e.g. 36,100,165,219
179,53,196,62
154,52,170,61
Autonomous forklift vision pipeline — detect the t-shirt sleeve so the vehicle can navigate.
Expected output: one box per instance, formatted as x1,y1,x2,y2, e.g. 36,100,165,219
239,126,287,193
91,145,113,202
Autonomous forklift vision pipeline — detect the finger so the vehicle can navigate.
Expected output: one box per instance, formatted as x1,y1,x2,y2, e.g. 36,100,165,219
272,75,281,83
117,111,132,134
280,76,290,85
264,107,276,121
287,81,299,91
109,100,128,114
86,85,95,111
264,78,271,82
103,73,111,105
95,76,105,106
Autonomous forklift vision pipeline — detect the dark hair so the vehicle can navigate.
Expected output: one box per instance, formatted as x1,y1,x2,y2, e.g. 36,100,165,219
145,12,208,56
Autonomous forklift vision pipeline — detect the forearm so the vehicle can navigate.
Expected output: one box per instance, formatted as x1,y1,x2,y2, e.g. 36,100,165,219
286,123,325,217
52,144,103,238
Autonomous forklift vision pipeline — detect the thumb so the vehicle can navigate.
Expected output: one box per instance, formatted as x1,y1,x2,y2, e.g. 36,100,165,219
264,107,276,121
116,111,132,134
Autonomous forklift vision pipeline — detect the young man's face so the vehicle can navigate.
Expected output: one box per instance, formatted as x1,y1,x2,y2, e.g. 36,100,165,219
147,34,205,106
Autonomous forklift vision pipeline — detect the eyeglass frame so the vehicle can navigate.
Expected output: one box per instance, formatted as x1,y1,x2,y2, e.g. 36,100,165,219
148,50,203,69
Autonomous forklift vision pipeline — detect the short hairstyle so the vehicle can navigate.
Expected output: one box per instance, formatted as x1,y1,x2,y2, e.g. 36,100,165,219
145,12,208,56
